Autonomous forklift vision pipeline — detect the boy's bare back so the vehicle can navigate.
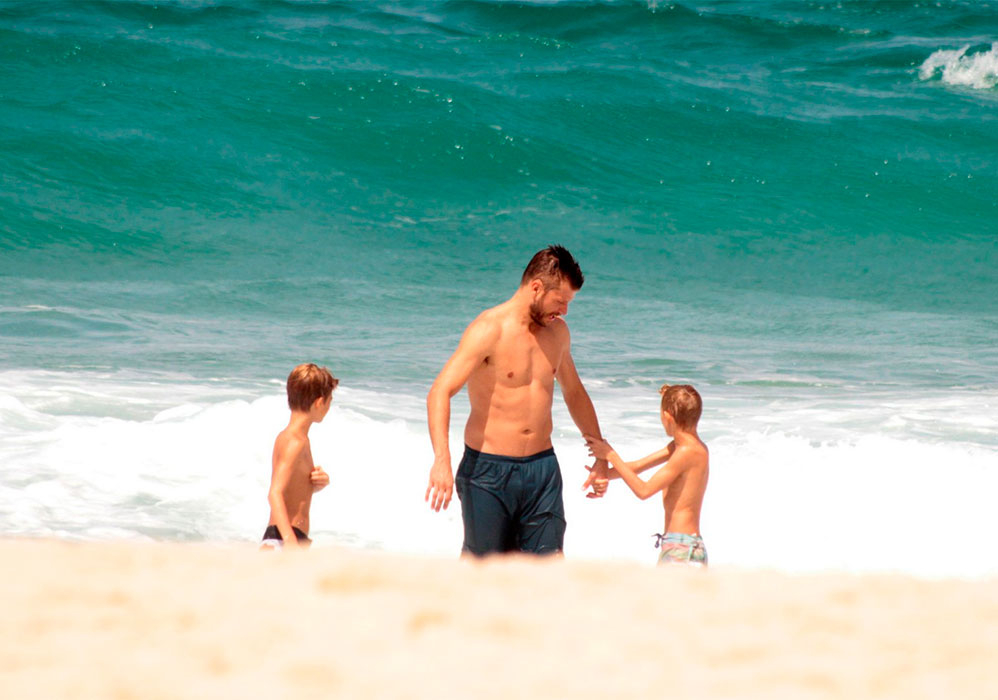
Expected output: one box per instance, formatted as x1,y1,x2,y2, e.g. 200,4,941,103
659,435,708,536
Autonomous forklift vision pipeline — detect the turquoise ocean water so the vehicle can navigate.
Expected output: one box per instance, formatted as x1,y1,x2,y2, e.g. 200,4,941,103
1,1,996,576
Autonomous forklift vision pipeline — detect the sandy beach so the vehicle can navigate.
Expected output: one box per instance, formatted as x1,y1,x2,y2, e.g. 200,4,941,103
2,540,995,699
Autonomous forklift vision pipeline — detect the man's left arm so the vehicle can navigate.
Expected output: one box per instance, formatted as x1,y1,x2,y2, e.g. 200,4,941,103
555,338,608,498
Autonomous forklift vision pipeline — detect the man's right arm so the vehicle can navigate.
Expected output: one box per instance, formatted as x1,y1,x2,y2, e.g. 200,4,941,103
425,317,496,512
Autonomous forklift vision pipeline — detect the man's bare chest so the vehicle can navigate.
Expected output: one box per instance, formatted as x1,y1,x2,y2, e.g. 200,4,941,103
485,332,562,386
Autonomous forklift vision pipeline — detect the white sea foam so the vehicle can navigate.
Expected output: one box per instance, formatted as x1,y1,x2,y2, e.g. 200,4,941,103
919,43,998,90
1,371,996,578
0,371,463,551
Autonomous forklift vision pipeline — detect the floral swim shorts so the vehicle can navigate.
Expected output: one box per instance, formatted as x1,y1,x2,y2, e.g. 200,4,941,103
654,532,708,567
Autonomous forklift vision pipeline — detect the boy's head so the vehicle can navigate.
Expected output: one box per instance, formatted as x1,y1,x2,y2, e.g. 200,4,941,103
659,384,702,433
287,363,338,414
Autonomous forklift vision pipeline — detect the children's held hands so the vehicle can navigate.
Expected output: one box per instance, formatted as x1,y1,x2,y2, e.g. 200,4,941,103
310,466,329,492
426,458,454,512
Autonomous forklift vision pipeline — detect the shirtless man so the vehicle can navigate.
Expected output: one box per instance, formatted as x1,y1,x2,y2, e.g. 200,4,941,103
425,245,608,556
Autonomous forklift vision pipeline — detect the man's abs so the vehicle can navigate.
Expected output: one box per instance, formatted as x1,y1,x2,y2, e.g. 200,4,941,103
464,382,555,457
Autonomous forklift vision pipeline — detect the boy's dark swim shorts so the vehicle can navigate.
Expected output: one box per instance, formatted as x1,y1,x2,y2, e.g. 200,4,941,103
455,445,566,556
261,524,311,546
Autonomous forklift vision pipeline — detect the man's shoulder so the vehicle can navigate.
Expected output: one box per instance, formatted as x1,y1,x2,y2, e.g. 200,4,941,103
548,316,571,341
473,304,504,324
465,306,506,340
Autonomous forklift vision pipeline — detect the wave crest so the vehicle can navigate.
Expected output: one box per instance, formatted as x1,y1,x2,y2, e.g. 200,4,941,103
920,43,998,90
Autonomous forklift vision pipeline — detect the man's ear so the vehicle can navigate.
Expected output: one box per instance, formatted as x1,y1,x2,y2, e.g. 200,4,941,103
529,278,544,295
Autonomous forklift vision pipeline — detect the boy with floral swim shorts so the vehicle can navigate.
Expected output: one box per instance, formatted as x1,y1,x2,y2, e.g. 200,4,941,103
585,384,709,567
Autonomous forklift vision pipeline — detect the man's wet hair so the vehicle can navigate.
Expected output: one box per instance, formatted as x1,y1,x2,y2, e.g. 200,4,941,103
659,384,702,430
521,245,585,290
287,363,338,411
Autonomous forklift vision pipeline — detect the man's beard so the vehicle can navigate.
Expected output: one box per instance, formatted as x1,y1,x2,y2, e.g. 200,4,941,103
529,300,550,327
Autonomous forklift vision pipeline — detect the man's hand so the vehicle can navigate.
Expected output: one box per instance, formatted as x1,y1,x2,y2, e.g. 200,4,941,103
425,457,454,512
310,466,330,492
582,457,609,499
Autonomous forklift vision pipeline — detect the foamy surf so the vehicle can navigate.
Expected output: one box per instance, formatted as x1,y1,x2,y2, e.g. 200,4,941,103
920,43,998,89
2,370,996,579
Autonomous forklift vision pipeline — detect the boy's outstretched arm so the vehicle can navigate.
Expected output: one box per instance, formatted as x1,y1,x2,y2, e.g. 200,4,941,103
269,438,306,548
600,440,675,480
586,436,686,500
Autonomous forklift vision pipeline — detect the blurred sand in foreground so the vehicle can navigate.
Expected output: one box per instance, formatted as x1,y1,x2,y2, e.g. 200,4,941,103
2,540,995,699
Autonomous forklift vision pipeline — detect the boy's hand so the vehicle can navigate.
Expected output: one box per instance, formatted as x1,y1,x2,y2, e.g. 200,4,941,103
584,434,613,460
310,466,330,492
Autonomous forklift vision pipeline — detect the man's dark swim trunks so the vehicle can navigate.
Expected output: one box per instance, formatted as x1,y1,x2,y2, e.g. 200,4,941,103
455,445,566,556
261,525,311,548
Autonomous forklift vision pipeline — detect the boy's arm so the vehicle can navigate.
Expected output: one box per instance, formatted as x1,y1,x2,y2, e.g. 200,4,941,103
605,441,675,480
586,436,687,500
609,447,692,501
555,342,608,498
269,438,306,547
425,317,497,512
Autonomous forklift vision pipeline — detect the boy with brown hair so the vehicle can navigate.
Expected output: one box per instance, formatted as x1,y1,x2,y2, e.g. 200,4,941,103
585,384,709,566
261,363,338,550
